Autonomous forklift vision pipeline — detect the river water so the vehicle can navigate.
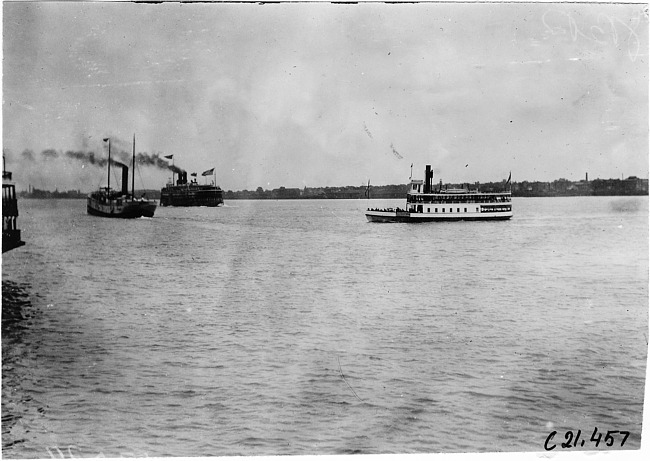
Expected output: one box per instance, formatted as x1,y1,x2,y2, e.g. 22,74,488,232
1,196,647,457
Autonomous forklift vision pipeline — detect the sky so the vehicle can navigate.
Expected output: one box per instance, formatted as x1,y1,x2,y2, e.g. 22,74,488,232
2,1,648,193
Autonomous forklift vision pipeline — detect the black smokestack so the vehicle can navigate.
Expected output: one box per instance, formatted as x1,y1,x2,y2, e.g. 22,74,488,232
121,165,129,196
425,165,431,194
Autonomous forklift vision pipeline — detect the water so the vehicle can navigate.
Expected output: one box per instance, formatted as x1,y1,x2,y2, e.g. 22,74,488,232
2,196,647,457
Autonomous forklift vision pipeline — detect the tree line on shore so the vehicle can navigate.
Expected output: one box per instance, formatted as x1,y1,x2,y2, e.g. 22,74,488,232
18,176,649,200
224,176,648,199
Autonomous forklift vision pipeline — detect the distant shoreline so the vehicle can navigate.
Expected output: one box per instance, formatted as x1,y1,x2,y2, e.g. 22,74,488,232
18,192,649,200
17,176,649,200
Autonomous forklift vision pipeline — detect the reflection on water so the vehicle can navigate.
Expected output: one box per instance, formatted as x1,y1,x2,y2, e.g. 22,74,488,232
2,280,37,451
609,198,642,213
2,280,34,331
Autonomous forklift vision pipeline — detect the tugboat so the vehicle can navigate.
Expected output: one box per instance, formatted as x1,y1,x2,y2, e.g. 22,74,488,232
2,157,25,252
366,164,513,222
160,168,224,207
87,136,157,218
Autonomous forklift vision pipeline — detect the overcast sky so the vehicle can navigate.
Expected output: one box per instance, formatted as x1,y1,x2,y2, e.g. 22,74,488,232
2,1,648,192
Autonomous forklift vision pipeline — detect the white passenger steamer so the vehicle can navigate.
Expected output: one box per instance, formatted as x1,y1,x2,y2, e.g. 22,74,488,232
365,165,512,223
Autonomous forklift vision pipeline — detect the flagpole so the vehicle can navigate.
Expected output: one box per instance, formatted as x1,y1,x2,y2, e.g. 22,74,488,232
105,138,111,193
132,134,136,199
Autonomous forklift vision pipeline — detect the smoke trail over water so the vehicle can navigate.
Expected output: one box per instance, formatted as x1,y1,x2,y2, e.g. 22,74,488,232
41,149,58,158
64,150,125,168
20,147,185,173
135,152,184,174
21,150,35,161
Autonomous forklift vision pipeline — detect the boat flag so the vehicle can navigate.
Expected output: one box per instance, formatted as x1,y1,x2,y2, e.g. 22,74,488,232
164,155,173,160
506,171,511,184
202,168,215,176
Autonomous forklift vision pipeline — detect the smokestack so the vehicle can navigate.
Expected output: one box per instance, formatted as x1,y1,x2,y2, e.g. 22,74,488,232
122,165,129,196
586,172,588,182
425,165,431,194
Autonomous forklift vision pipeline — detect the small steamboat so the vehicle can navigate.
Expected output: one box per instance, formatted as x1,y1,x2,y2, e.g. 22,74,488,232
366,165,512,223
87,136,157,219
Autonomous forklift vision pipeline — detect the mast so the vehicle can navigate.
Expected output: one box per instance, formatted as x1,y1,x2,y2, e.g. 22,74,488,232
103,138,111,193
132,134,136,199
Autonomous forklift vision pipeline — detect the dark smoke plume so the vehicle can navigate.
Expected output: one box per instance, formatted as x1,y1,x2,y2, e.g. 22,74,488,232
21,149,35,161
65,150,126,168
103,137,184,173
41,148,59,158
135,152,185,174
22,146,185,174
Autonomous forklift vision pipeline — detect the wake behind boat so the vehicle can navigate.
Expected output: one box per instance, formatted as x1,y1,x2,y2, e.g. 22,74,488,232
87,136,157,218
366,164,512,223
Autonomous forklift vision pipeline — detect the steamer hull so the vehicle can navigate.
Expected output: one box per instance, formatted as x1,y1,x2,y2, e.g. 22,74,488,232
160,185,223,207
365,210,513,222
87,194,157,218
2,167,25,252
160,171,224,207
